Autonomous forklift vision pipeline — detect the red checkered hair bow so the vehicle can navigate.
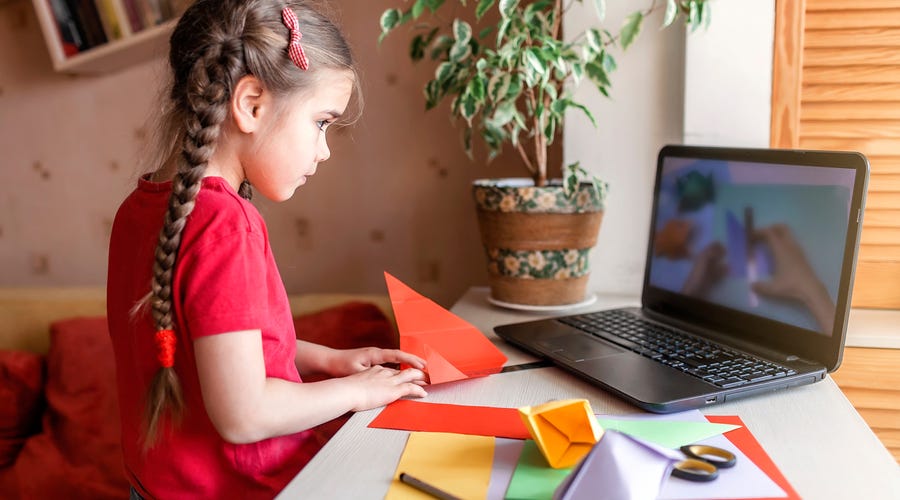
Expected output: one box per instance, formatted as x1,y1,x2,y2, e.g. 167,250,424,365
282,7,309,70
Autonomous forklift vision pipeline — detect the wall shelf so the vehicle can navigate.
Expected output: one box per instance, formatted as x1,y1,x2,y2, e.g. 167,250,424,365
31,1,178,74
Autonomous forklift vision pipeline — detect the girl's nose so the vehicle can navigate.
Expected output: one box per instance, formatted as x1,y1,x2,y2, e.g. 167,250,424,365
317,134,331,162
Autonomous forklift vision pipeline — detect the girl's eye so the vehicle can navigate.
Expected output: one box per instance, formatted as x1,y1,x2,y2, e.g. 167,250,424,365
316,120,330,132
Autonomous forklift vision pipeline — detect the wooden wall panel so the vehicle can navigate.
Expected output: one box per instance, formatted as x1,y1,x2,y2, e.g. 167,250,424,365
773,0,900,309
830,347,900,462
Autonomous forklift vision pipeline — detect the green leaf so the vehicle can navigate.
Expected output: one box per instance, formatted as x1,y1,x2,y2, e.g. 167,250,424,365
410,35,427,60
601,50,617,72
469,75,487,101
524,48,547,77
586,61,611,87
378,9,402,42
499,0,518,18
568,101,597,127
593,0,606,22
543,116,557,144
425,0,445,12
492,100,517,126
506,74,523,100
572,62,584,84
663,0,677,27
564,161,581,197
435,62,455,84
476,0,495,20
621,12,644,50
700,1,712,30
430,35,454,60
453,19,473,45
424,80,440,110
550,98,568,114
449,42,472,62
478,26,494,39
461,93,479,123
463,127,474,160
488,73,511,102
411,0,426,19
586,28,603,53
497,17,513,45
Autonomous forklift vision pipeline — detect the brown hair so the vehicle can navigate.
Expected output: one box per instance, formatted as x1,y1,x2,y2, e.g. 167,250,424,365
141,0,359,449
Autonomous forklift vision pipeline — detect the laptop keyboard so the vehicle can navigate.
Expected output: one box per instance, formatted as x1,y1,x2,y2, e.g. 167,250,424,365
558,310,796,388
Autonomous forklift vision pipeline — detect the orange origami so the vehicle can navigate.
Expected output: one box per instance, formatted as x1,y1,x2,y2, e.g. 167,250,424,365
384,272,507,384
519,399,604,469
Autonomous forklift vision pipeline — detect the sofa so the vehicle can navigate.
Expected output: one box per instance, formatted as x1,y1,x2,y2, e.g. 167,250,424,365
0,287,397,499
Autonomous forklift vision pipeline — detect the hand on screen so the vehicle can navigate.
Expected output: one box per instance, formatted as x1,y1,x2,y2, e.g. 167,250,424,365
682,242,728,298
751,224,836,334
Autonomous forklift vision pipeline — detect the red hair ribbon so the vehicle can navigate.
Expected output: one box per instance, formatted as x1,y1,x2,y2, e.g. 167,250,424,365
281,7,309,70
155,329,176,368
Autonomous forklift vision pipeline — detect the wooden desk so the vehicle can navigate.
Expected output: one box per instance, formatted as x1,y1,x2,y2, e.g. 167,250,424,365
279,288,900,499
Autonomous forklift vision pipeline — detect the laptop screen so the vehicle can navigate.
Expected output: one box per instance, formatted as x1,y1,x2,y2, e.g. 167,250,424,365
643,146,868,367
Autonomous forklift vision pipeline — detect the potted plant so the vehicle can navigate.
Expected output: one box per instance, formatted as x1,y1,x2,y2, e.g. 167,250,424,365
379,0,711,307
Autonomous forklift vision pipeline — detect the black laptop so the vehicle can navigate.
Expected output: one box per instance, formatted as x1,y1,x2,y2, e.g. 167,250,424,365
494,145,869,413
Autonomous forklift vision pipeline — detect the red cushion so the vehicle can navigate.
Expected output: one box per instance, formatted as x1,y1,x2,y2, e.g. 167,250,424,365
293,301,397,351
10,317,128,499
0,351,45,467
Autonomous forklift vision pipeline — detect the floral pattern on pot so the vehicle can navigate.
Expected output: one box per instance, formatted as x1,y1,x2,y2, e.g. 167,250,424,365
486,248,591,279
473,178,608,214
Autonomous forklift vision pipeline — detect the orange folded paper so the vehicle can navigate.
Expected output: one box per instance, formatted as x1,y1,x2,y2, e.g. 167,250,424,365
519,399,605,469
385,272,507,384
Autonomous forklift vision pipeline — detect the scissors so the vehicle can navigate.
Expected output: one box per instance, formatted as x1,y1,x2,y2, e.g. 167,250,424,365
671,444,737,482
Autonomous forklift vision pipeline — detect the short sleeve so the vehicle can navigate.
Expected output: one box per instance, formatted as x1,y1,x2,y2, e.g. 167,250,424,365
176,228,271,339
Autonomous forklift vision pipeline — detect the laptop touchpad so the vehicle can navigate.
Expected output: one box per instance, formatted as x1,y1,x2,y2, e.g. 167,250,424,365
536,335,626,362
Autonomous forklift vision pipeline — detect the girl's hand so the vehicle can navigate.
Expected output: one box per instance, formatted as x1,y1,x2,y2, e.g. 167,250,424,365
323,347,426,378
346,365,428,411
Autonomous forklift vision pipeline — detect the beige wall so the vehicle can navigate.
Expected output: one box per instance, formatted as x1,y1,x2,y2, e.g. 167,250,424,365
0,0,528,307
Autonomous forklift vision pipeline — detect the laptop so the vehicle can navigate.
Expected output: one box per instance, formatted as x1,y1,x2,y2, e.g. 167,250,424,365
494,145,869,413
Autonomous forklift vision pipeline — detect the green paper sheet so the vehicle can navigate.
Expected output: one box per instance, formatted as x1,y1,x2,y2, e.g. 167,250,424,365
505,441,572,500
596,418,739,449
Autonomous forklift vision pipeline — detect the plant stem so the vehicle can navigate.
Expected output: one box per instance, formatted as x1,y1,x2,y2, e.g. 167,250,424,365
527,85,547,186
506,124,537,176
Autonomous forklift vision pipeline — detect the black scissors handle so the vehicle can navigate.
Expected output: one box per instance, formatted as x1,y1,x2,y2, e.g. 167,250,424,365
671,445,737,482
681,444,737,468
672,458,719,482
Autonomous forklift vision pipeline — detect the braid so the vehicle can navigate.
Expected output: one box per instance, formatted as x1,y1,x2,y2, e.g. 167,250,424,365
143,35,246,450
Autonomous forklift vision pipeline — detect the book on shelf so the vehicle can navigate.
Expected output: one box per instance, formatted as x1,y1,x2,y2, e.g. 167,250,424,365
119,0,145,33
46,0,85,56
94,0,130,40
63,0,108,49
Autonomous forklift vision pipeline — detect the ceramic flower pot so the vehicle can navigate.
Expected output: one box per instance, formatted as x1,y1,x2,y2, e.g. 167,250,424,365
473,178,607,306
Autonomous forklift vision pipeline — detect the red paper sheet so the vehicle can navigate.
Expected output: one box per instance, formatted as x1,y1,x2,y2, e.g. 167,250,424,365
706,415,800,500
385,272,507,384
369,400,530,439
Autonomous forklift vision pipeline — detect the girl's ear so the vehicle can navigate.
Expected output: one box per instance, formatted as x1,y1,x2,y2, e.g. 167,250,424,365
231,75,268,134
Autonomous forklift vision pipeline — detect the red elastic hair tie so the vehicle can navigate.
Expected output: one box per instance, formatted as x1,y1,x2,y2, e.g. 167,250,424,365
282,7,310,70
155,329,176,368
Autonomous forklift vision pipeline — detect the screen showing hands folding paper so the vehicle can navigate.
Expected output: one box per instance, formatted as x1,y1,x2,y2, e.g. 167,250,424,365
648,158,857,336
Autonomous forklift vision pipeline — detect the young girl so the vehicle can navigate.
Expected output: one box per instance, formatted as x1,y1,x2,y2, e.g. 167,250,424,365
106,1,427,497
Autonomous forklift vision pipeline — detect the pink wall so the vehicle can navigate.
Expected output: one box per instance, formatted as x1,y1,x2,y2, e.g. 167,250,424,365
0,0,542,306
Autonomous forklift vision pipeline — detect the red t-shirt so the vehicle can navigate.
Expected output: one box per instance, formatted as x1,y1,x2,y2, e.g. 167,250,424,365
107,176,316,499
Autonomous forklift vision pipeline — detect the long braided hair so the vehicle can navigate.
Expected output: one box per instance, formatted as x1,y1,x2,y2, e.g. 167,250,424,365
141,0,358,448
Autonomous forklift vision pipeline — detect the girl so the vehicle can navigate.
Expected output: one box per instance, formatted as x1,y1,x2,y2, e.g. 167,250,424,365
106,1,428,498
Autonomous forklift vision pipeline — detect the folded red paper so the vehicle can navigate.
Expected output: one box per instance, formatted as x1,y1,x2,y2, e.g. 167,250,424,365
370,400,530,439
385,272,507,384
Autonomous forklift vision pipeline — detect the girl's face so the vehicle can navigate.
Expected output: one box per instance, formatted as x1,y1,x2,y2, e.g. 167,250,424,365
241,69,354,202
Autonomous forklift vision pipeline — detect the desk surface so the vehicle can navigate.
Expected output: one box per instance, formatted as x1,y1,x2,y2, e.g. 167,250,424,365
279,287,900,499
